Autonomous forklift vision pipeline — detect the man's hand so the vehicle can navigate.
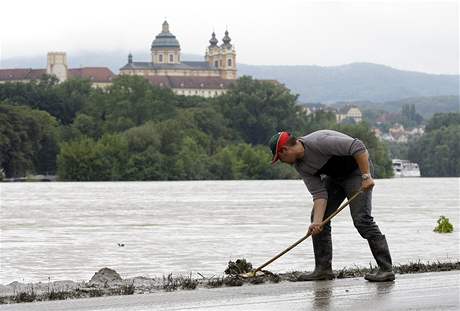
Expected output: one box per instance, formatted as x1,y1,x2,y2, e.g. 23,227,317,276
354,151,375,192
361,176,375,192
308,223,323,236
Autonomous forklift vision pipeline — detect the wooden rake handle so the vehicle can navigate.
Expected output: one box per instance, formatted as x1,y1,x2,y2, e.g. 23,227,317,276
253,190,363,273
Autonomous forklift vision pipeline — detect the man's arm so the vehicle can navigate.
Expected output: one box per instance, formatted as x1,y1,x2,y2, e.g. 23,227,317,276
301,175,328,236
308,198,327,235
354,150,375,191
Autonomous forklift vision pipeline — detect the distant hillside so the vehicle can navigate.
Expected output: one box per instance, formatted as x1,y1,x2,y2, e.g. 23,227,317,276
329,96,459,119
2,52,458,103
238,63,459,102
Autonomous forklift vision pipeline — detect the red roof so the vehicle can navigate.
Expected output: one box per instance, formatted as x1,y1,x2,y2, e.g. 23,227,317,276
68,67,115,83
0,68,46,81
0,67,115,83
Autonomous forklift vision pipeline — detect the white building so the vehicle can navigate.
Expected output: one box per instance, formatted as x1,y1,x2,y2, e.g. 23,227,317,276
336,106,363,123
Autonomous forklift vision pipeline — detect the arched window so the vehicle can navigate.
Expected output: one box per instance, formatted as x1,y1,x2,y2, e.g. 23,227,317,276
159,54,163,63
228,59,232,67
169,54,173,62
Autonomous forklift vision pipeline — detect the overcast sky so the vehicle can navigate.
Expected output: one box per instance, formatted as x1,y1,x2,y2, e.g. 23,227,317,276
0,0,458,74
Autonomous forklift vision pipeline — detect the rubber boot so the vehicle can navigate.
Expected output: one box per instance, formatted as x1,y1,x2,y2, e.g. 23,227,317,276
297,235,335,281
365,235,395,282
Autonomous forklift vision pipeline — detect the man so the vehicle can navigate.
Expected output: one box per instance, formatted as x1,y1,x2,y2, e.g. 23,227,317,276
269,130,395,282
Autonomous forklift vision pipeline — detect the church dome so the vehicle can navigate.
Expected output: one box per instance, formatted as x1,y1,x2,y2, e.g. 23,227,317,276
209,32,218,47
221,30,232,49
151,21,180,49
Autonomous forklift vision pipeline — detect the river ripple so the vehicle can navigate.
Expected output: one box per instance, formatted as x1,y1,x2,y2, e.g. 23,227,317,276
1,178,459,283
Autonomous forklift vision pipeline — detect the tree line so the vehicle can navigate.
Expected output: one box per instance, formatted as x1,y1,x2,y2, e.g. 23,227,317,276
407,113,460,177
1,75,394,180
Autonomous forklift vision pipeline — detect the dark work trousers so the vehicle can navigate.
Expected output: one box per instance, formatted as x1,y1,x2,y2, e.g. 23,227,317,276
310,165,384,248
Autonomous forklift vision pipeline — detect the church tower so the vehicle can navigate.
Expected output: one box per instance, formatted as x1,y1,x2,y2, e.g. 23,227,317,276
151,21,181,64
46,52,68,82
205,32,220,69
219,31,237,79
205,30,237,80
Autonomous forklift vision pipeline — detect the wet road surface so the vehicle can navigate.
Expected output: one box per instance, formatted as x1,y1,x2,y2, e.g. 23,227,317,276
1,271,459,311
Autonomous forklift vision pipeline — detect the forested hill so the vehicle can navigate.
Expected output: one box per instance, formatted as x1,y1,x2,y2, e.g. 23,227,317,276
238,63,459,103
3,52,458,103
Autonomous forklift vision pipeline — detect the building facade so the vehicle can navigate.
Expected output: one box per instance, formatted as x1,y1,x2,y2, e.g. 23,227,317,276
0,52,115,87
336,105,363,123
119,21,237,97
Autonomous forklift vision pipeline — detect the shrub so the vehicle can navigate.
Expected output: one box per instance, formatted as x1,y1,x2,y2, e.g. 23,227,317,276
433,216,454,233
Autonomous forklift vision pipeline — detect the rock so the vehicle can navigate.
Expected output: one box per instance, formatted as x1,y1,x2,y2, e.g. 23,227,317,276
89,268,123,287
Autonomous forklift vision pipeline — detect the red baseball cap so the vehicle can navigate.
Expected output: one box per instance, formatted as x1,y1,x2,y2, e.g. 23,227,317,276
269,131,291,164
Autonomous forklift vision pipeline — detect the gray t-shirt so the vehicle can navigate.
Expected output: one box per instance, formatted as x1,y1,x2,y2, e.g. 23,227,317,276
294,130,367,201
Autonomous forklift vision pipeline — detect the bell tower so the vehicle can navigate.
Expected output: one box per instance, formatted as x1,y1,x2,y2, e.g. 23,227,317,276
46,52,68,82
205,32,220,69
219,30,237,80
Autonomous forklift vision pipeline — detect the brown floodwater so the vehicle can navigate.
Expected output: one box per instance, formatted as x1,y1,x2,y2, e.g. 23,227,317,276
1,178,459,283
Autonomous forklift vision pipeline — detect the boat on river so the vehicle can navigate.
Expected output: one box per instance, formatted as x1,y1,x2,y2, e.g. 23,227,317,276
392,159,421,177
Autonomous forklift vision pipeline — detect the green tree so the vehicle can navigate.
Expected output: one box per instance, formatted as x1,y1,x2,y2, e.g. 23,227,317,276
124,146,166,180
56,78,93,124
209,144,298,180
57,134,128,180
124,121,161,153
0,76,92,125
71,113,101,139
299,110,337,134
425,112,460,132
408,115,460,177
385,141,409,159
0,103,58,177
82,75,177,133
172,136,211,180
215,76,303,145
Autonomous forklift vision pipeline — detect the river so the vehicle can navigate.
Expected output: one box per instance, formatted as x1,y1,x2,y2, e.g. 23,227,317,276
0,178,459,284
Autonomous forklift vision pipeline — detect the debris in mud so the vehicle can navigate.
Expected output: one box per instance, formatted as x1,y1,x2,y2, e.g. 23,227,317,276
395,260,460,274
223,277,244,287
162,274,179,292
433,216,454,233
335,264,375,279
1,261,459,304
161,273,198,291
224,259,280,285
203,276,223,288
224,259,253,275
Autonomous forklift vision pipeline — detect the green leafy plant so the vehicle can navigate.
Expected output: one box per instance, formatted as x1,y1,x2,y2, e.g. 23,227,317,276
433,216,454,233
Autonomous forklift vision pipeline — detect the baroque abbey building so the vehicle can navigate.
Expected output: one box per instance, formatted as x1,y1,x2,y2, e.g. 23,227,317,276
0,21,237,97
120,21,237,97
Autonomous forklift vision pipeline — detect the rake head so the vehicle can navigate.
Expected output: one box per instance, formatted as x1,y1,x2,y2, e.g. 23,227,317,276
239,270,265,278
